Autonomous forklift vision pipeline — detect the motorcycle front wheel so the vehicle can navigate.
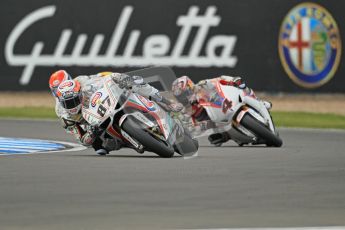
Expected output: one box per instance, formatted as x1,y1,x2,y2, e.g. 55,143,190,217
241,114,283,147
122,117,175,158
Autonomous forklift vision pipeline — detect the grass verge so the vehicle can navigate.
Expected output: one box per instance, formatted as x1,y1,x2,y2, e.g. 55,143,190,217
0,107,345,129
0,107,56,119
271,111,345,129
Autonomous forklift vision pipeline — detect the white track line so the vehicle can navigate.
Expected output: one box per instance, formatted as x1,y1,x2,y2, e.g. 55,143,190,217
187,227,345,230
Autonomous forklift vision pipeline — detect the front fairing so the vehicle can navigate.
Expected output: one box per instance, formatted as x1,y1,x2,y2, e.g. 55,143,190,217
123,93,182,146
82,76,124,127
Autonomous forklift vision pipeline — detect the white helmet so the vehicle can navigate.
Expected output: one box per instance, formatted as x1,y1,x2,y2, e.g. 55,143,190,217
56,80,82,115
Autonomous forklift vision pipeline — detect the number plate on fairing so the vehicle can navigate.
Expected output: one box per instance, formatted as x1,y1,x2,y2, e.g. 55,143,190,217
82,87,115,127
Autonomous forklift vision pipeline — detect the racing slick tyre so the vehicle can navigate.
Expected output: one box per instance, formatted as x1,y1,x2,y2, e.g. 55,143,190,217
241,114,283,147
174,134,199,156
122,117,175,158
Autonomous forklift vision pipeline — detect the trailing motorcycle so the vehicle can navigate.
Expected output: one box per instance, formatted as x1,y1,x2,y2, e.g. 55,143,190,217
184,80,282,147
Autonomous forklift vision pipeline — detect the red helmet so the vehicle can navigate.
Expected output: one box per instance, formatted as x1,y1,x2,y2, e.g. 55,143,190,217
49,70,72,97
171,76,195,106
56,80,82,115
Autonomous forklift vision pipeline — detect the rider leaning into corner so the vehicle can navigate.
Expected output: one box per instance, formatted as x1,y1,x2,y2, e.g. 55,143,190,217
49,70,183,155
171,75,272,145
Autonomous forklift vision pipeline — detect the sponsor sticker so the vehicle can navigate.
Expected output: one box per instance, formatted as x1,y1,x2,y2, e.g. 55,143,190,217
91,92,102,107
59,80,74,89
279,3,341,88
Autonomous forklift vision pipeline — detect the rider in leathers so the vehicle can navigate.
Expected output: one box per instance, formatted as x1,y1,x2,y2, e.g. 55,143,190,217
53,71,181,155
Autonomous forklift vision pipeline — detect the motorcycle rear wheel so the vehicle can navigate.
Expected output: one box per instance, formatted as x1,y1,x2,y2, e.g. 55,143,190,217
241,114,283,147
122,117,175,158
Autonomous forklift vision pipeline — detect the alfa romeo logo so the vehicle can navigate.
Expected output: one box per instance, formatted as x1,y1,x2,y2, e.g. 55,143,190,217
279,3,341,88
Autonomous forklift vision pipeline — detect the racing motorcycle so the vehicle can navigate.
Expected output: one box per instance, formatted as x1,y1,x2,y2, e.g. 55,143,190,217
82,76,198,158
186,80,282,147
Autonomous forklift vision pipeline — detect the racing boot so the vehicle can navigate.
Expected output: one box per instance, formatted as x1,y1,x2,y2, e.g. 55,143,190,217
208,132,230,146
92,137,110,155
96,148,109,155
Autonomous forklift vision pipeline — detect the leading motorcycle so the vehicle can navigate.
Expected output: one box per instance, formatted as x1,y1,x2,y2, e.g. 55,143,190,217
82,76,198,158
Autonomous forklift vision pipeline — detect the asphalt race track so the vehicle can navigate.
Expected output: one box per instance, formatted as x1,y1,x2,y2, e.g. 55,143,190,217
0,119,344,229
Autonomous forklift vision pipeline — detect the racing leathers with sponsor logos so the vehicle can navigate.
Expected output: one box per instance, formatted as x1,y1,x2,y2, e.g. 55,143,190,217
54,72,110,155
54,72,181,155
172,75,272,145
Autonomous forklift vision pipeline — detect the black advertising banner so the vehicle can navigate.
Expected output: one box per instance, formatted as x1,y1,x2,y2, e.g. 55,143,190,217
0,0,343,92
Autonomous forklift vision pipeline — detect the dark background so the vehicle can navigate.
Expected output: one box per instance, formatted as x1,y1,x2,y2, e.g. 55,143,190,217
0,0,344,92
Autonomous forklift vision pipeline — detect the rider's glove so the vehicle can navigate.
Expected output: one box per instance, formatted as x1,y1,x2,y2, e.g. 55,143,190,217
112,73,133,89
